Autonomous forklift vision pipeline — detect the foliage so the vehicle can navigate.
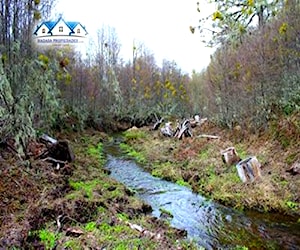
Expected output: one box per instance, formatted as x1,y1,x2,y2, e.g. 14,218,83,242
279,74,300,115
285,201,299,211
0,44,61,157
189,2,300,130
195,0,283,46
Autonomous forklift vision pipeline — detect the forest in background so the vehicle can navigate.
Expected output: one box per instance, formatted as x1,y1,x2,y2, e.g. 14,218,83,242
0,0,299,157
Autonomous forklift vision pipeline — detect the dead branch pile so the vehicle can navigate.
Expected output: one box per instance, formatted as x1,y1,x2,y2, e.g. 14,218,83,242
155,115,214,140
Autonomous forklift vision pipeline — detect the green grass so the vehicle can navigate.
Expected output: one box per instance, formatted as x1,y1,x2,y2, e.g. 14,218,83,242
120,143,147,163
286,201,299,211
69,179,101,199
63,240,82,250
123,129,147,140
87,141,106,164
38,229,60,250
176,179,191,188
84,221,97,232
198,147,210,160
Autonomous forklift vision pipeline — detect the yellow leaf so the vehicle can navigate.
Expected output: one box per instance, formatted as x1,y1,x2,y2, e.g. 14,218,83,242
248,0,254,7
279,22,288,35
212,11,223,21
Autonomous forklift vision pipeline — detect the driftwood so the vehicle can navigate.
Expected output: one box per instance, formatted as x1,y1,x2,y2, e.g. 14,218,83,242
173,119,192,139
151,117,164,131
160,122,174,137
159,116,206,139
236,156,262,183
197,134,220,139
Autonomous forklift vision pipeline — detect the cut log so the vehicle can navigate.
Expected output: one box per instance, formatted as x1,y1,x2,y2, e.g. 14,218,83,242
220,146,241,165
236,156,262,183
190,116,207,128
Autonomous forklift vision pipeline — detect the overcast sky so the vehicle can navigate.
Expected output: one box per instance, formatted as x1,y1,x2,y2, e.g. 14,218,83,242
52,0,215,74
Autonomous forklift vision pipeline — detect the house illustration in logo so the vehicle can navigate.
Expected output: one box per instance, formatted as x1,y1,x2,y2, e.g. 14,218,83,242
33,16,88,45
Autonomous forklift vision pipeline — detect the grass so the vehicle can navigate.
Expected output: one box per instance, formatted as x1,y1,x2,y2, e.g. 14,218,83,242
118,124,300,217
151,161,182,182
87,141,106,164
198,147,210,160
123,129,147,140
69,179,102,199
38,229,60,250
176,178,191,188
84,221,97,232
119,142,147,164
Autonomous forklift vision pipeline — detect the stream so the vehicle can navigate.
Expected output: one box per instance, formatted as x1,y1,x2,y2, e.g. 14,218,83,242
103,138,300,249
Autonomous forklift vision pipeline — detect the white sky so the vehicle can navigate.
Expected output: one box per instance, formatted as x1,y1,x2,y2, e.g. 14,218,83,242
52,0,215,74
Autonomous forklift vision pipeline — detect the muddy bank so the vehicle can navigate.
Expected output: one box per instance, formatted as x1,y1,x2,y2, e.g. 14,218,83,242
0,130,197,249
121,120,299,218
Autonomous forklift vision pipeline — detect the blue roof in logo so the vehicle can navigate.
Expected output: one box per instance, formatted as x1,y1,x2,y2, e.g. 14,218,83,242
33,16,88,37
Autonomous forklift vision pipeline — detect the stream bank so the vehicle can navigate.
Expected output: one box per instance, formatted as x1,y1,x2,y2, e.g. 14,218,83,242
104,133,300,249
120,120,299,218
0,130,198,249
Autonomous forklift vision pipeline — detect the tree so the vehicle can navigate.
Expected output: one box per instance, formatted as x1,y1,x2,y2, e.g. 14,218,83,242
0,0,56,64
193,0,283,46
0,0,59,157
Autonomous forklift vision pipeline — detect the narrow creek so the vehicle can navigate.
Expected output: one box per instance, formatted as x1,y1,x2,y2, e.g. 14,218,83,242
103,137,300,249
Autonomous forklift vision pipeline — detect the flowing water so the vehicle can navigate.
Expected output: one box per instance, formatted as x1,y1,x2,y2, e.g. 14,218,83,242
103,138,300,249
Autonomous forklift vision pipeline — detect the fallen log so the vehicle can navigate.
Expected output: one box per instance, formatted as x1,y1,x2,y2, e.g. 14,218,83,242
197,134,220,139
